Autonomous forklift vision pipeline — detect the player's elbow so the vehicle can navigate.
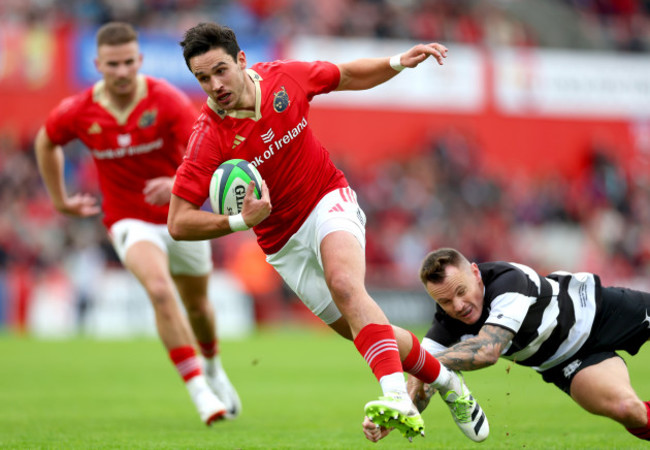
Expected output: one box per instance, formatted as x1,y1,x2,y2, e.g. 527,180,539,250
167,217,185,241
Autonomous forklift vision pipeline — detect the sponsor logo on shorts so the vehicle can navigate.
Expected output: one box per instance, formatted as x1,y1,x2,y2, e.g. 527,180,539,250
643,309,650,329
357,208,366,226
562,359,582,379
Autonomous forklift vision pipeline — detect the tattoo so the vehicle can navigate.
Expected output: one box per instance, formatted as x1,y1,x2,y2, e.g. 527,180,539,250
435,325,514,371
413,383,436,412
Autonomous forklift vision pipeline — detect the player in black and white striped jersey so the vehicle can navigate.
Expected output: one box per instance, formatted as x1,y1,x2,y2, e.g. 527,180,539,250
410,247,650,442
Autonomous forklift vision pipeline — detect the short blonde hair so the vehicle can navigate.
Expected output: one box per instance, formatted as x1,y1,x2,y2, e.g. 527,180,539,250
96,22,138,47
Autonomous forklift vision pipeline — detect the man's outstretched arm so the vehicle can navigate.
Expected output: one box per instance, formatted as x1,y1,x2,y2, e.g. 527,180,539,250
406,324,514,413
434,324,514,371
335,42,448,91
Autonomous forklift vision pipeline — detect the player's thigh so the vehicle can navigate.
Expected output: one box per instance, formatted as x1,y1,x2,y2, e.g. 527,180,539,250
315,187,367,290
109,219,172,288
166,238,212,277
267,232,341,324
320,230,366,287
166,239,212,307
570,355,635,416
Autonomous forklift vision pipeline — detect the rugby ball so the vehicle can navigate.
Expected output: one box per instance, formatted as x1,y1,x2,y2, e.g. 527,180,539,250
209,159,263,215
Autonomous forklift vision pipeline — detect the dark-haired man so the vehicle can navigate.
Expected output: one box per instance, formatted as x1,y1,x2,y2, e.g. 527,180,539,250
167,22,489,442
373,247,650,443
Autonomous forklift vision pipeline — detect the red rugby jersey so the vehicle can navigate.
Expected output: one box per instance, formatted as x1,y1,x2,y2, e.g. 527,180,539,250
173,60,348,254
45,75,197,228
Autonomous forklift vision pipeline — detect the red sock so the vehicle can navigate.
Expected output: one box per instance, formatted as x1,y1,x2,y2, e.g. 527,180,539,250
198,339,218,358
169,346,202,382
627,401,650,440
401,331,441,383
354,324,403,381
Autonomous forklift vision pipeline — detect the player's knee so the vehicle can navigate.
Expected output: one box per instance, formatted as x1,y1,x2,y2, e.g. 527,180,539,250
144,278,175,309
326,270,360,303
608,397,646,427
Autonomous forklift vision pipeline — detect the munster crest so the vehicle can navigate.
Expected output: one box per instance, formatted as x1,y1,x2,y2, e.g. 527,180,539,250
273,86,290,113
138,109,158,128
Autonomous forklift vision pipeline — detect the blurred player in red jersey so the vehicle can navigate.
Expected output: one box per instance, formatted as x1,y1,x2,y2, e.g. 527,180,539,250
167,22,488,442
34,22,240,426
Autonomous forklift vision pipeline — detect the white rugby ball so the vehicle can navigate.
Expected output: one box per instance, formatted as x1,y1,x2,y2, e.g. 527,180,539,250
209,159,263,215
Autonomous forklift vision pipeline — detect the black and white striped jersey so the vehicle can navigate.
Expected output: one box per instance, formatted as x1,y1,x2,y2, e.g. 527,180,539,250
422,261,602,372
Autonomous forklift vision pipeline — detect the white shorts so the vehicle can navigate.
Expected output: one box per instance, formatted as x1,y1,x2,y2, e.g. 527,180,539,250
109,218,212,276
266,187,366,324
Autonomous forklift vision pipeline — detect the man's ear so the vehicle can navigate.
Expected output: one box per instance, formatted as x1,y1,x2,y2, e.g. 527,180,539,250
470,262,481,281
237,50,247,70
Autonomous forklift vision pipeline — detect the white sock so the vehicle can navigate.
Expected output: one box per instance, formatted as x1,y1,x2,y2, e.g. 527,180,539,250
379,372,408,396
186,375,211,400
204,355,222,377
431,364,454,391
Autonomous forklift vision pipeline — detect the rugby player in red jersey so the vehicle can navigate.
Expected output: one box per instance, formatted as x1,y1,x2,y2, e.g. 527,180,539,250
167,22,488,442
34,22,240,426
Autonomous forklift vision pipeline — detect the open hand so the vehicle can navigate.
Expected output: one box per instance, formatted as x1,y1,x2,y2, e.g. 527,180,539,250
57,193,101,217
401,42,448,67
143,177,174,206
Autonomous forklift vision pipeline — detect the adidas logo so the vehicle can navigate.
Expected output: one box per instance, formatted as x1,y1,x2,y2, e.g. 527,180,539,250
232,134,246,149
88,122,102,134
261,128,275,144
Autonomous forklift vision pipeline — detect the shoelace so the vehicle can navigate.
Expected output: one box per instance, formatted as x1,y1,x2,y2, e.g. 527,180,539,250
445,392,474,423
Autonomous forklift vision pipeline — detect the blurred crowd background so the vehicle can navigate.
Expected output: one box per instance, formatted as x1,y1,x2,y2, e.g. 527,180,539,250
3,0,650,51
2,0,650,333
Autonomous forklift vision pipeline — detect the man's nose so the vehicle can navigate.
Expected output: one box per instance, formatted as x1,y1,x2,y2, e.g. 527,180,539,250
116,63,130,77
209,76,223,91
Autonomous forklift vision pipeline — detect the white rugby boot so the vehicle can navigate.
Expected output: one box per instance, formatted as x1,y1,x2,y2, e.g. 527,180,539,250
205,356,242,419
438,370,489,442
364,392,425,442
186,376,227,426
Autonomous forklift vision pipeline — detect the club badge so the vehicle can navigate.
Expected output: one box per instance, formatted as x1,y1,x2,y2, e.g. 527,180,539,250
138,109,158,128
273,86,290,113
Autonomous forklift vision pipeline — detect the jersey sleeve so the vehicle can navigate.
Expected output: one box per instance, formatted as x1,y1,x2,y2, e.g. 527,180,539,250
44,95,82,145
483,269,536,334
275,60,340,101
421,337,449,356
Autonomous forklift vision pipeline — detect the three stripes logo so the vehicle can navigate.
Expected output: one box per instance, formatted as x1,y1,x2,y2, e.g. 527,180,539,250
261,128,275,144
88,122,102,134
329,188,361,214
232,134,246,149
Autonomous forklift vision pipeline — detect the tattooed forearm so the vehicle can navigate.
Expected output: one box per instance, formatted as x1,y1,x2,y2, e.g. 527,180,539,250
435,325,514,371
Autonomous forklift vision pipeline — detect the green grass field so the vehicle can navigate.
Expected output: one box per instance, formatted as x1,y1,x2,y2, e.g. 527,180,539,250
1,326,648,449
